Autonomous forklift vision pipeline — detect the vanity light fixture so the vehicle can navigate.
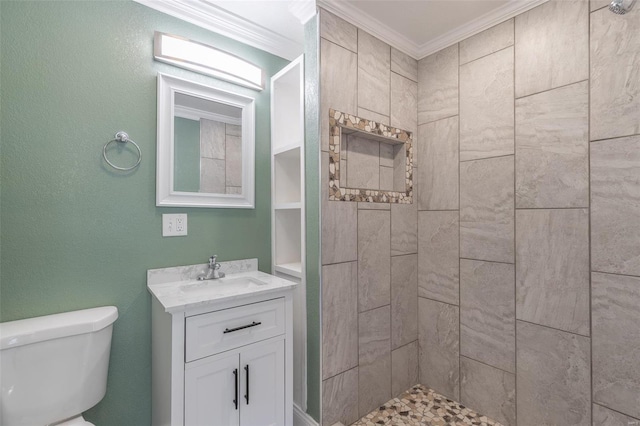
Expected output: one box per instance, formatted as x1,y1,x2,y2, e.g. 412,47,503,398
153,32,264,91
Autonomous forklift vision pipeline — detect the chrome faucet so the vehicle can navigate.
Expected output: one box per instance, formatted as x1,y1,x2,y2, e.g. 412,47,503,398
197,255,225,280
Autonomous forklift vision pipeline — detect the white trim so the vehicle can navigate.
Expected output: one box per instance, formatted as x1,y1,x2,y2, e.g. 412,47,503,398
293,402,319,426
134,0,302,61
174,105,242,126
289,0,317,25
156,72,255,209
416,0,549,58
317,0,548,59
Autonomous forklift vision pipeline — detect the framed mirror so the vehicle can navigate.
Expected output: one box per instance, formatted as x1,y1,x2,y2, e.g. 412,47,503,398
156,73,255,208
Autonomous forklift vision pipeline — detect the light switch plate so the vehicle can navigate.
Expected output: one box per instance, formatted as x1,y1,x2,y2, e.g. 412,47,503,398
162,214,188,237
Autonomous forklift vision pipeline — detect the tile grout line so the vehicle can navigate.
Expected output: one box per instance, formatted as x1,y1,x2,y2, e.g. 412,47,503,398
515,78,590,101
516,318,591,339
459,354,515,377
512,20,518,424
591,270,640,279
460,42,516,67
457,40,462,404
588,6,594,425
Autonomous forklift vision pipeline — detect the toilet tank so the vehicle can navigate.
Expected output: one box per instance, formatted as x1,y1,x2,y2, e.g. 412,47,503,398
0,306,118,426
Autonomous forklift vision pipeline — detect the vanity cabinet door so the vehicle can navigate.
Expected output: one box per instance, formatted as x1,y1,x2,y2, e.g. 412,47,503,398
185,351,240,426
240,338,285,426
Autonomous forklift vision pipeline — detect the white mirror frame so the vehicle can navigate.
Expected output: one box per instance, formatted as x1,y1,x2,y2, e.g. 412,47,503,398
156,73,255,208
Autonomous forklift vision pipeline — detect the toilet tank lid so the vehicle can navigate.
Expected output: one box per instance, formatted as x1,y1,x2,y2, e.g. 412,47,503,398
0,306,118,350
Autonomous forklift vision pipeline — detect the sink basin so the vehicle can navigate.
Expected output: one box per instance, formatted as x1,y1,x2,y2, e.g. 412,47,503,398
180,276,268,296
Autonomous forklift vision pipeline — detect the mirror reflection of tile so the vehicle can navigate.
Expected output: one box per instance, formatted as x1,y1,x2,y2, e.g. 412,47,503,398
329,109,413,204
199,119,243,194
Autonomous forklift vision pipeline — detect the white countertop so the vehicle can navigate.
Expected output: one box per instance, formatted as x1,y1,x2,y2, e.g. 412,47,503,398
147,270,297,313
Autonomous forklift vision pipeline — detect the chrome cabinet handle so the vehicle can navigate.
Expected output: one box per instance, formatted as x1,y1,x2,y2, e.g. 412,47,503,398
223,321,261,334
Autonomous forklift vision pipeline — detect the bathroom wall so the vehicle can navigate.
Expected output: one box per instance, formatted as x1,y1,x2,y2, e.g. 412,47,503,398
0,1,288,424
318,9,419,425
417,1,640,425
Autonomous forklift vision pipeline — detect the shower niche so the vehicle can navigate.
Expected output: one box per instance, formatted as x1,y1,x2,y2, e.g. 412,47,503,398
328,109,413,203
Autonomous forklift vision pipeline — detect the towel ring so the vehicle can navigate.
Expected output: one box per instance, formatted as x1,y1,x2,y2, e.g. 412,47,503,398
103,131,142,171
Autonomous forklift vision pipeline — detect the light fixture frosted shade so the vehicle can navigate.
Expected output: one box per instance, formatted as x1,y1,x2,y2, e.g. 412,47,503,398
154,32,264,91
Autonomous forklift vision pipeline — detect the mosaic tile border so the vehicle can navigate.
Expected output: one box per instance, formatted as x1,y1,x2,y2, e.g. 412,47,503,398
352,385,502,426
329,109,414,204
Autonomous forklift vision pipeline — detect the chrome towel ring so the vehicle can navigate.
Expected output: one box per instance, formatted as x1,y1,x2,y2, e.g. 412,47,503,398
102,131,142,171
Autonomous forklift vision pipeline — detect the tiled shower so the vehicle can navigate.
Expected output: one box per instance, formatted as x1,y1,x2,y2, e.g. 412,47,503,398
319,1,640,425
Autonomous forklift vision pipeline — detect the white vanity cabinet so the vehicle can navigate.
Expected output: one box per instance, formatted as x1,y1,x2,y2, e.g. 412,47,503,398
148,268,295,426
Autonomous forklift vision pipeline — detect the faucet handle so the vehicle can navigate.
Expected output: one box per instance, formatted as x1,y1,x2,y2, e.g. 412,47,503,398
208,255,218,267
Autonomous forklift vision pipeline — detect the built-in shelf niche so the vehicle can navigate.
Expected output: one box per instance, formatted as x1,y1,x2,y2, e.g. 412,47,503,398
328,109,413,204
270,55,306,411
272,67,302,153
274,147,301,205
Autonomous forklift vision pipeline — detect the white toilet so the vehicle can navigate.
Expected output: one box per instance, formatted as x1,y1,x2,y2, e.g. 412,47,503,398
0,306,118,426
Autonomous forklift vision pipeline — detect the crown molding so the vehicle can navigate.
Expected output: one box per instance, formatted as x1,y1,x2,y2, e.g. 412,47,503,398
317,0,549,60
317,0,421,58
417,0,548,58
134,0,303,61
289,0,317,25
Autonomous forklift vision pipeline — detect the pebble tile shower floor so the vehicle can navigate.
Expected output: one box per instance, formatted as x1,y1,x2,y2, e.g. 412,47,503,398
352,385,502,426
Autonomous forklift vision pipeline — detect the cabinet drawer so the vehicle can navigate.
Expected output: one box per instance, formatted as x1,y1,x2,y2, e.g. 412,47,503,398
185,298,285,362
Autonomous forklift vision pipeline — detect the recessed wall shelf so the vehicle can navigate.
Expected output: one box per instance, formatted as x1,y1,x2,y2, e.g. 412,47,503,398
328,109,413,204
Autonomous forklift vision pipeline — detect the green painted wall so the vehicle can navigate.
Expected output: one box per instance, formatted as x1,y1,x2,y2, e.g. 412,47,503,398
304,14,321,423
0,1,288,424
173,117,200,192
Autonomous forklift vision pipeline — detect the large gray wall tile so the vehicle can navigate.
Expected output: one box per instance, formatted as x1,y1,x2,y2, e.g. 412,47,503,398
460,260,515,373
418,44,458,124
593,404,640,426
358,107,389,126
358,30,390,116
418,211,459,305
392,341,419,396
590,7,640,141
321,201,358,265
391,47,418,82
391,202,417,256
515,0,589,98
391,254,418,349
322,262,358,379
359,354,391,418
516,321,591,426
460,356,516,426
417,116,459,211
320,39,357,152
460,19,514,65
319,8,357,52
358,210,391,311
418,297,460,400
460,46,514,161
460,156,514,264
322,151,358,265
359,306,392,417
322,367,359,426
345,134,380,190
515,81,589,208
593,272,640,419
391,72,417,135
359,305,391,365
591,136,640,276
591,0,610,11
516,209,590,336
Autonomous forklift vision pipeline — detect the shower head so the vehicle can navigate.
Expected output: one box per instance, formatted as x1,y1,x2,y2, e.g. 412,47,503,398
609,0,636,14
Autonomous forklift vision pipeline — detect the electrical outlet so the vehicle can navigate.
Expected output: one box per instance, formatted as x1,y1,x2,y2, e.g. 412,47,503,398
162,214,187,237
